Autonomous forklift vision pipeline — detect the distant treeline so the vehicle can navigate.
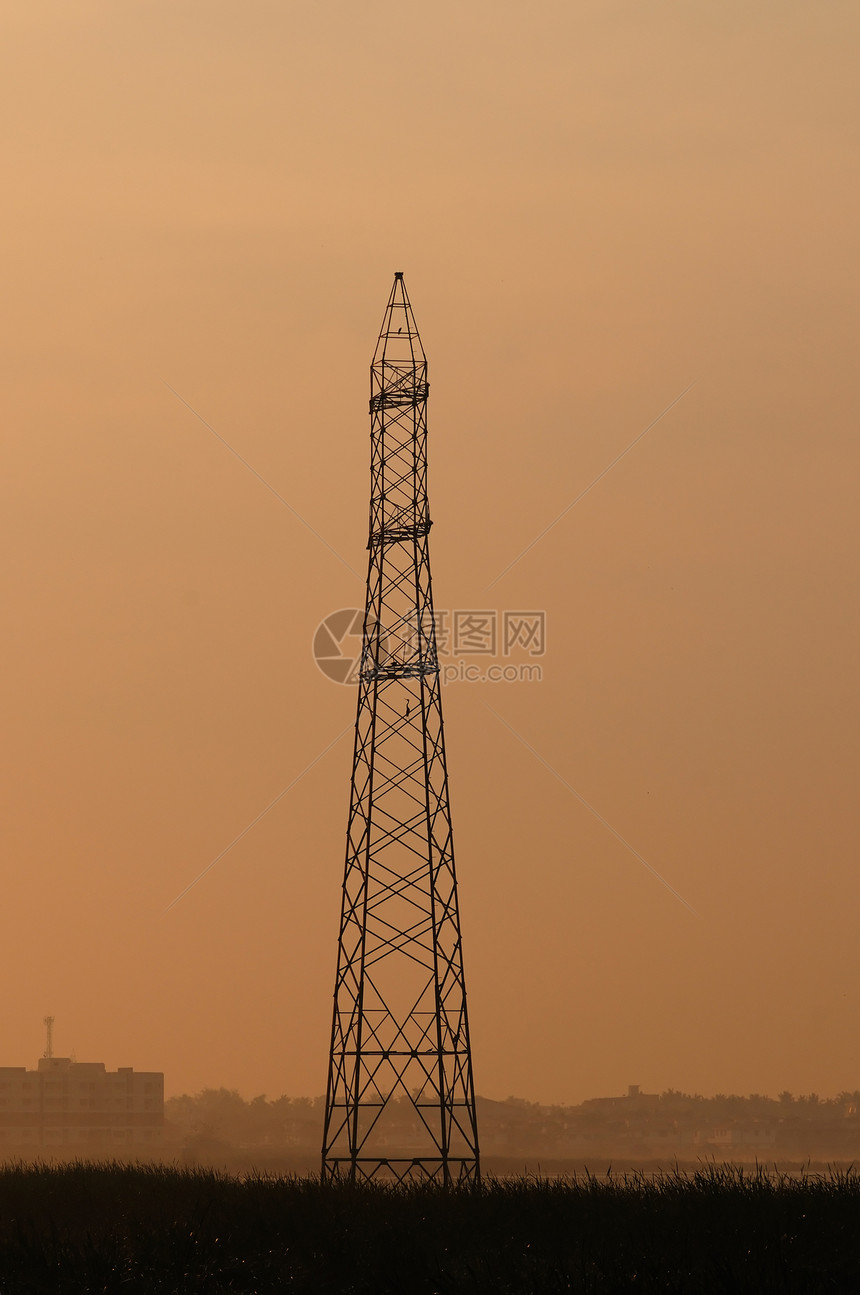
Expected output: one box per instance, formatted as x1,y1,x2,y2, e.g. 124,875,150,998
166,1091,324,1158
165,1089,860,1162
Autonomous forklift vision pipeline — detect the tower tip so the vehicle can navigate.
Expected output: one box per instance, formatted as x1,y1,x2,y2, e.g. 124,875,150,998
394,271,403,278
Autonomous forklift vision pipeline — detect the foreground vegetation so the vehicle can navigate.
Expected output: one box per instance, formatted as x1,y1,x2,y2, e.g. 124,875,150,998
0,1161,857,1292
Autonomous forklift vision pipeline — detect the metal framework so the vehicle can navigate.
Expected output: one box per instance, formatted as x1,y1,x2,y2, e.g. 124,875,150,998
322,274,479,1184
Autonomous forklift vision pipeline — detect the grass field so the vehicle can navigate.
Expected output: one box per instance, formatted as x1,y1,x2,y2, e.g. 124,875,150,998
0,1161,857,1292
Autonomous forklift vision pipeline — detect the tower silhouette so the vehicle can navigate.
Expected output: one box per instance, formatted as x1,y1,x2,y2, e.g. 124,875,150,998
322,274,480,1184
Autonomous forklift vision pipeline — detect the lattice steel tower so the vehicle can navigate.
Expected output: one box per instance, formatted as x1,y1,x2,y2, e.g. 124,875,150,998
322,274,479,1184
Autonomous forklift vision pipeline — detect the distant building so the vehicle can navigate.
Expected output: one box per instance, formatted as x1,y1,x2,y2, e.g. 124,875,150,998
698,1123,777,1151
0,1058,163,1154
582,1085,660,1112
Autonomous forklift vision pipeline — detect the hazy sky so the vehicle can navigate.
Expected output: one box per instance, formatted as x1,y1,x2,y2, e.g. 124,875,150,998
2,1,858,1103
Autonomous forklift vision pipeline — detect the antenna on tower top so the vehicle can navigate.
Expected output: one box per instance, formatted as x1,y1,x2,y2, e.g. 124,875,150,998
43,1016,54,1060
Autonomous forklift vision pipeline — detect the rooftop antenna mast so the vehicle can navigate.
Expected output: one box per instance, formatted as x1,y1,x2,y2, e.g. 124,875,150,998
322,274,480,1184
43,1016,54,1060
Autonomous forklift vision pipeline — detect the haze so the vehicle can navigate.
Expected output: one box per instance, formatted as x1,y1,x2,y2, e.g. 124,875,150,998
2,1,858,1104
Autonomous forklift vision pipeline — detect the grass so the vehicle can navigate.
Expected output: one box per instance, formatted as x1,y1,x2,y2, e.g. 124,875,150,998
0,1161,857,1292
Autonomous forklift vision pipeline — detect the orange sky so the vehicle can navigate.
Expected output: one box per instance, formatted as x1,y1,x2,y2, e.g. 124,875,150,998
2,1,858,1103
